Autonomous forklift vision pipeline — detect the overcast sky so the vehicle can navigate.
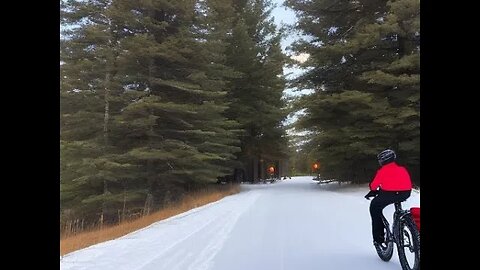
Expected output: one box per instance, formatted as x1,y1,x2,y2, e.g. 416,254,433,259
271,0,297,50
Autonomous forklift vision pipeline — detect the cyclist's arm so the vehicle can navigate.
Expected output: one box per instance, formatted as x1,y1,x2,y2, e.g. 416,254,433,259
403,167,414,189
369,169,382,191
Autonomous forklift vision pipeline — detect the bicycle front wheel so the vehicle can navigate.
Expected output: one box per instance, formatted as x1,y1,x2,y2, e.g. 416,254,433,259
397,215,420,270
375,216,394,261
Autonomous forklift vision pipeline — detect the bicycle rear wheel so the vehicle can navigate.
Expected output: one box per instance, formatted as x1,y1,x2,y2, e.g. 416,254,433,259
397,215,420,270
375,216,394,261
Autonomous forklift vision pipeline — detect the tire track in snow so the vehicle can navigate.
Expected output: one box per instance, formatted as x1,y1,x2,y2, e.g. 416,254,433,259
61,190,260,270
137,191,260,270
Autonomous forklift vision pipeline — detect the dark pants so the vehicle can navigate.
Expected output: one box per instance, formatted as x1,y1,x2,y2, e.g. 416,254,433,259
369,190,411,243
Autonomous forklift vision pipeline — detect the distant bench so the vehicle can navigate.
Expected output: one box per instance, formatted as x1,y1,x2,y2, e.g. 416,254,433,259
262,178,278,184
312,177,337,185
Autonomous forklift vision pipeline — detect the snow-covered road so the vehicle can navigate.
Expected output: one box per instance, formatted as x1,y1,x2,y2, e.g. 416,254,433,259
60,176,420,270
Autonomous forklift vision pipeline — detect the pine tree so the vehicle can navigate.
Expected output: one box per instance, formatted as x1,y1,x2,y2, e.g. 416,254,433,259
61,0,243,223
110,0,242,211
60,0,291,228
287,0,420,184
225,0,289,180
60,0,144,225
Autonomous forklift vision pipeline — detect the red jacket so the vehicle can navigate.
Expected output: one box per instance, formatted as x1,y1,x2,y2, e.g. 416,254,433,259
370,162,413,191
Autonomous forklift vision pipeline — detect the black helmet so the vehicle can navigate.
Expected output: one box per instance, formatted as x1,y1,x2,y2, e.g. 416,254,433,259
377,149,396,166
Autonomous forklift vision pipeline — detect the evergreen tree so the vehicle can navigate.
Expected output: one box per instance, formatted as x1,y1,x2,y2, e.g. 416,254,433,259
286,0,420,184
225,0,289,179
60,0,143,225
60,0,292,228
61,0,244,225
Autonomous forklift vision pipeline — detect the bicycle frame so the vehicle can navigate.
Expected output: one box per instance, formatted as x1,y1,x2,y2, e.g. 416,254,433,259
392,202,411,241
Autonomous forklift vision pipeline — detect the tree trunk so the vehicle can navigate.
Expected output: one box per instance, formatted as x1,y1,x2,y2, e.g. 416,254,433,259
259,157,265,180
100,14,118,228
252,157,258,182
122,183,127,222
143,193,153,216
100,71,111,229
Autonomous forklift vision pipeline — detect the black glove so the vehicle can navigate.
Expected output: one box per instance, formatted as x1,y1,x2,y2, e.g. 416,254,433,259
364,190,378,200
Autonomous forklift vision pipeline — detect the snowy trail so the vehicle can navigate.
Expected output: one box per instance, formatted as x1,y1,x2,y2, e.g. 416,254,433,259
60,176,420,270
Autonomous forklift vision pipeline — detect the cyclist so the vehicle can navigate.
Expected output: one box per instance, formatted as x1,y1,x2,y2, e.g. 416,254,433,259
365,149,413,246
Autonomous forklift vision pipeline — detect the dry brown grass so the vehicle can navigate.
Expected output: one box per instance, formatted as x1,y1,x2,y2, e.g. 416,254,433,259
60,184,241,256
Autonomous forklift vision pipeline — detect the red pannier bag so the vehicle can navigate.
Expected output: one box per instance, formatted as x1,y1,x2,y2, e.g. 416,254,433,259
410,207,420,231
